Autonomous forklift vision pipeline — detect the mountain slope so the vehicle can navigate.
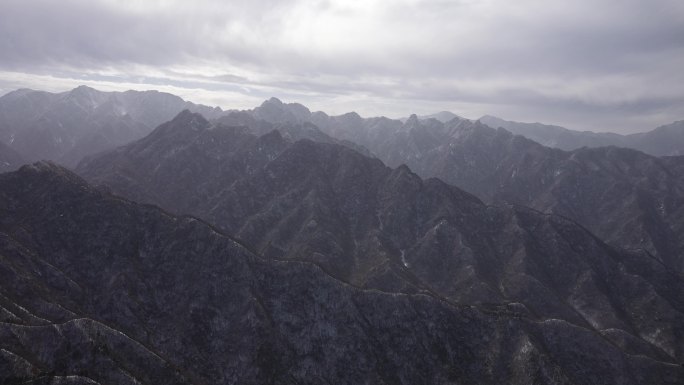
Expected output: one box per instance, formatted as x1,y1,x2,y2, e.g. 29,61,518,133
270,106,684,276
0,140,25,173
628,121,684,156
77,111,684,363
0,86,223,166
4,163,683,384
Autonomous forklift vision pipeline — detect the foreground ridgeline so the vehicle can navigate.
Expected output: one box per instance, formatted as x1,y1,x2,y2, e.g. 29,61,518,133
75,111,684,376
1,162,682,384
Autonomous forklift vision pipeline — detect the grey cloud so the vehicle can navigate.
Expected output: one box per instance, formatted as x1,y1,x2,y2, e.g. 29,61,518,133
0,0,682,133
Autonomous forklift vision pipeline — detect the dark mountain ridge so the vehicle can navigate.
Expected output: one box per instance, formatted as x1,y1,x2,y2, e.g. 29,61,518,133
4,89,684,384
4,163,683,383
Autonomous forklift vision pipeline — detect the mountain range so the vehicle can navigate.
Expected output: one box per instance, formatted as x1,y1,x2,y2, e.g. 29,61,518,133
2,86,684,383
2,86,684,167
479,115,684,156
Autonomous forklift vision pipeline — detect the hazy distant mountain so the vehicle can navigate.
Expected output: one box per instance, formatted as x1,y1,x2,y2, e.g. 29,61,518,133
0,85,223,166
252,96,312,123
628,120,684,156
78,111,684,366
3,162,682,384
5,90,684,384
480,115,684,156
238,98,684,158
418,111,463,123
0,140,25,172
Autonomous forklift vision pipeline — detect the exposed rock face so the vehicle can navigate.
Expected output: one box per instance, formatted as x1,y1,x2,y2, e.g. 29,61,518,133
0,86,223,166
78,112,684,365
1,162,683,384
480,115,684,156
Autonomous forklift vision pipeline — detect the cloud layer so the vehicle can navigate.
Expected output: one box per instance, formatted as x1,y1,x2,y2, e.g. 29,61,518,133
1,0,683,132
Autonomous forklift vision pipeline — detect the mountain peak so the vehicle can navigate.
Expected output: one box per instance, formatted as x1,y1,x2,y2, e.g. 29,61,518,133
339,111,362,121
2,88,36,99
12,161,88,189
170,109,210,130
68,85,99,98
72,84,96,92
264,97,283,106
405,114,420,126
64,84,105,109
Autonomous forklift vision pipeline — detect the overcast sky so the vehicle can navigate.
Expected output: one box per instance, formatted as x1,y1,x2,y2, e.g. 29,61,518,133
1,0,683,133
